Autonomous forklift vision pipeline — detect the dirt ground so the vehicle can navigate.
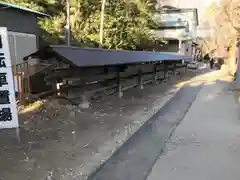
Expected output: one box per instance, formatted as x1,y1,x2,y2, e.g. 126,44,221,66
0,71,197,180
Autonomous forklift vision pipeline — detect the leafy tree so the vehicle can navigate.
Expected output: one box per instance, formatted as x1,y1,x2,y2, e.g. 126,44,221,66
201,0,240,74
3,0,162,50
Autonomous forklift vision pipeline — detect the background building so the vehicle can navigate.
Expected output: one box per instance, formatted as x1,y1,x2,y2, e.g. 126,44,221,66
157,0,216,23
153,7,198,57
0,1,49,65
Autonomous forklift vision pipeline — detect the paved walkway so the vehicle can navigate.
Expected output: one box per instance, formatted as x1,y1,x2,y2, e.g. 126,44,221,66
147,74,240,180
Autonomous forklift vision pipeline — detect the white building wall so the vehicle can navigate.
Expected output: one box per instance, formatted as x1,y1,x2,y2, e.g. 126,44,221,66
7,31,37,65
154,10,198,39
155,29,187,39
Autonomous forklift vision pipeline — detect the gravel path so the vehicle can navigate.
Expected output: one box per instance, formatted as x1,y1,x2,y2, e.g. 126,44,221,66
88,81,203,180
0,71,198,180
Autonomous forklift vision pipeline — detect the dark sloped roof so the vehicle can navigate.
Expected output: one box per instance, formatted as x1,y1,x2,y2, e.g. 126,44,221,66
25,45,192,68
0,1,49,17
52,45,191,67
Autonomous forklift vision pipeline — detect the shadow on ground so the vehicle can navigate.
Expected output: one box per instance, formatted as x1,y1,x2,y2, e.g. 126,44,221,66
88,71,234,180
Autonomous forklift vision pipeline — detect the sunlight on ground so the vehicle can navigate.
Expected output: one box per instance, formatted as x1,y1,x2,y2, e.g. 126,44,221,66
19,100,45,115
205,81,216,85
176,71,218,88
19,70,231,115
178,70,232,87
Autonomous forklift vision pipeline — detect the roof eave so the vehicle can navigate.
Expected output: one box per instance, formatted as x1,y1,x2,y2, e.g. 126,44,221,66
0,1,50,17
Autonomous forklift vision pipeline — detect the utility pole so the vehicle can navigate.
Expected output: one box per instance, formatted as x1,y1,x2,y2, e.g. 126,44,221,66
99,0,106,47
66,0,71,46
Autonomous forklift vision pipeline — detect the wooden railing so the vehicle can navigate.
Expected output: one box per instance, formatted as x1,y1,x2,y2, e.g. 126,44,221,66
12,61,30,104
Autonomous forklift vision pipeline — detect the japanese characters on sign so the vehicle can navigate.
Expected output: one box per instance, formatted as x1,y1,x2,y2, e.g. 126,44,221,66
0,27,18,129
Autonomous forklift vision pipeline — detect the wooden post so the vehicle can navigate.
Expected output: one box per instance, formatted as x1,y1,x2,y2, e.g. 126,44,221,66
164,63,168,79
178,39,182,53
25,62,31,97
64,79,69,96
56,81,63,96
117,69,123,98
138,69,143,90
185,63,188,73
152,64,157,85
56,82,61,96
173,63,176,76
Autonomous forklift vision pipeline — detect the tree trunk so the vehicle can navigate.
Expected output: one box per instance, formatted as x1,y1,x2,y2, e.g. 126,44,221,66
227,39,237,76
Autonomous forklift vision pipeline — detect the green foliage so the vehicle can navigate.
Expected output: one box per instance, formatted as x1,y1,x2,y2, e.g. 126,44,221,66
3,0,162,50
